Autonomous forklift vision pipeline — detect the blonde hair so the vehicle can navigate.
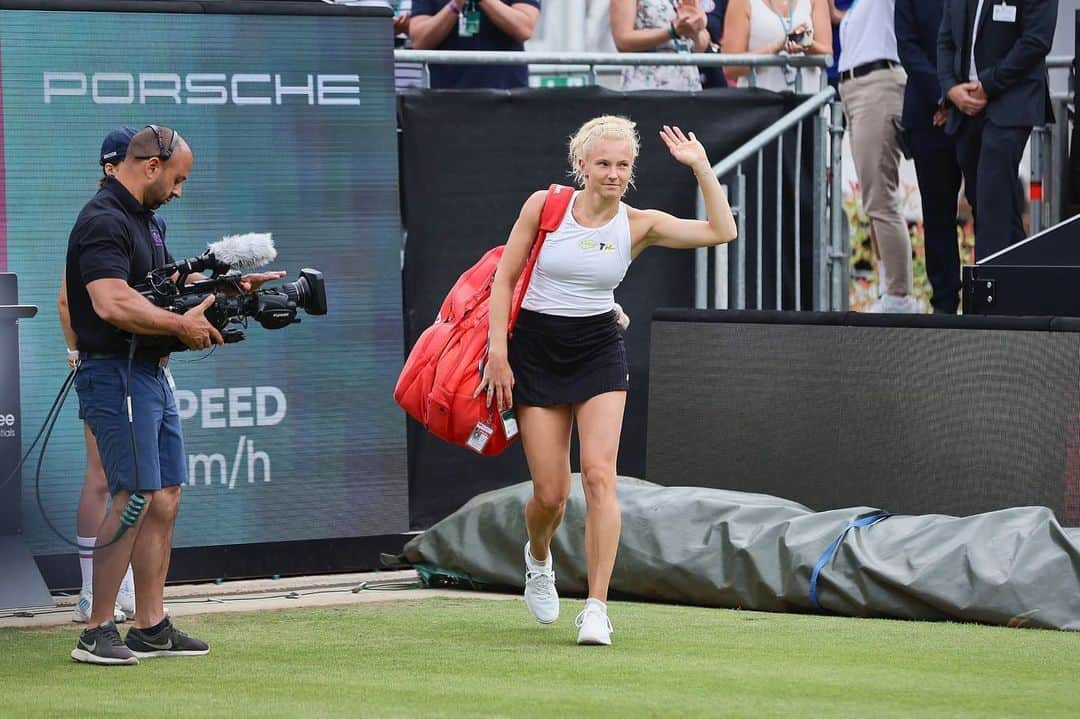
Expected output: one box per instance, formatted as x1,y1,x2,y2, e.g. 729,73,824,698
567,115,640,188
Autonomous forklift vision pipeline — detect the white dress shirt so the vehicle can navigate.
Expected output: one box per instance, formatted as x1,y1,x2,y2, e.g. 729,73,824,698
838,0,900,73
969,0,986,82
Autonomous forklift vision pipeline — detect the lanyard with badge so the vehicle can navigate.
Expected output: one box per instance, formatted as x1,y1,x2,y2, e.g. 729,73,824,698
766,0,796,36
459,0,480,37
767,0,799,86
992,1,1016,23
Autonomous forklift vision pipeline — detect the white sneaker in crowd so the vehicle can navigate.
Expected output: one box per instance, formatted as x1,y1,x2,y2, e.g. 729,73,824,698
117,569,136,616
523,542,559,624
575,599,613,646
868,294,920,314
72,590,127,624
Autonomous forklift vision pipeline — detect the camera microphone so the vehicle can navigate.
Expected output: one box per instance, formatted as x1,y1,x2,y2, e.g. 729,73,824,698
206,232,277,270
161,232,277,279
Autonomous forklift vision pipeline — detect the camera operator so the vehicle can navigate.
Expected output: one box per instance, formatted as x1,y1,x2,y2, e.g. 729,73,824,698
65,125,281,665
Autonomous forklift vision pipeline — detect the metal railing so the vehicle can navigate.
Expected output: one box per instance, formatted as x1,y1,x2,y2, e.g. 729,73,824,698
396,51,1076,310
396,50,840,308
695,88,839,310
395,50,831,93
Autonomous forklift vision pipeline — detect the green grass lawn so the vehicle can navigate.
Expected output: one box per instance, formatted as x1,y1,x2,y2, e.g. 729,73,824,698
1,597,1077,718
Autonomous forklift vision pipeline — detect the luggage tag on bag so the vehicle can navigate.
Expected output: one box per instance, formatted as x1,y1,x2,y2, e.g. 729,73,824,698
466,421,494,453
499,408,519,440
992,3,1016,23
459,0,480,36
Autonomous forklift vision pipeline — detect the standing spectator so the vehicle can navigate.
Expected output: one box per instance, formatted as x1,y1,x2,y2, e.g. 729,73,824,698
825,0,853,89
60,128,139,627
408,0,541,89
938,0,1057,259
835,0,915,313
392,0,426,90
701,0,730,89
722,0,832,92
611,0,710,91
896,0,963,313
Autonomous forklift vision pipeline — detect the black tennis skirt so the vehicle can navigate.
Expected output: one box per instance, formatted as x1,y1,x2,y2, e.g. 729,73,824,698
508,308,629,407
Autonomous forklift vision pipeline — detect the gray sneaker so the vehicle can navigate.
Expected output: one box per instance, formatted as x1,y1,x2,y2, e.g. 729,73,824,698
71,621,139,665
125,618,209,658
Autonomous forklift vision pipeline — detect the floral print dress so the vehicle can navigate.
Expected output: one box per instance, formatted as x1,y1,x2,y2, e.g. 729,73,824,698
619,0,704,91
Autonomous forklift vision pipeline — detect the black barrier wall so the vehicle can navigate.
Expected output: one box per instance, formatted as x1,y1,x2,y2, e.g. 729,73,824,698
399,88,810,528
647,310,1080,526
1073,9,1079,208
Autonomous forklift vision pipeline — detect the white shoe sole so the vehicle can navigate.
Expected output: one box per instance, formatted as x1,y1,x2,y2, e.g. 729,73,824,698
131,648,209,659
70,649,138,665
577,633,612,646
529,609,558,625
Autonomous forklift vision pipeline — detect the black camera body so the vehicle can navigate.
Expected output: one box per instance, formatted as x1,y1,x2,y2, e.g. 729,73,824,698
134,257,327,352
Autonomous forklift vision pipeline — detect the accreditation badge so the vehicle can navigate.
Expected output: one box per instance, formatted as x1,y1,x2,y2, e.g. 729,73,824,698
992,3,1016,23
466,421,494,453
500,408,519,440
459,4,480,36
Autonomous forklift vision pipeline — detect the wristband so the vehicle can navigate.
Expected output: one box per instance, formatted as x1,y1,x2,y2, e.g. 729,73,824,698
447,0,460,14
668,23,680,42
66,347,78,355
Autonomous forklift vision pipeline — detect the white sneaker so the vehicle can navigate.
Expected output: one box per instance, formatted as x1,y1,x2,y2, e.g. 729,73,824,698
575,603,613,646
868,294,919,314
72,590,127,624
117,582,136,617
523,542,559,624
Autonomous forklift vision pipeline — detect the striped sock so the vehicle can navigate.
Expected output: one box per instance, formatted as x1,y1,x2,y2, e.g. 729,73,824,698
77,536,96,594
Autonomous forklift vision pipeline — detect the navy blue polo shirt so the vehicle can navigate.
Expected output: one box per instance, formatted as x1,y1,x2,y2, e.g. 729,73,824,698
411,0,541,89
828,0,856,83
65,177,173,357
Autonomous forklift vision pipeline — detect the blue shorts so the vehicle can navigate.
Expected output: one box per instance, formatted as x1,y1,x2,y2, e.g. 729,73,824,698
74,359,187,495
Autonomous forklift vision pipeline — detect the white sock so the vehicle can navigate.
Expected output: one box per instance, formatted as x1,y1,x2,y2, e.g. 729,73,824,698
120,565,135,595
77,536,96,594
526,542,552,569
585,597,607,613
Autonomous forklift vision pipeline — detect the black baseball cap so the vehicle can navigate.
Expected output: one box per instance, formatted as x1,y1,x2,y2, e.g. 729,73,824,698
99,126,137,166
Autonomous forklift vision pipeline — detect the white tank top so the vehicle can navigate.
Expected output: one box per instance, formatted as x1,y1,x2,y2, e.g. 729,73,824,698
738,0,820,92
521,191,633,317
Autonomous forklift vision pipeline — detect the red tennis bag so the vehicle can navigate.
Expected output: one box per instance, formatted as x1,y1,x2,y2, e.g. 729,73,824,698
394,184,574,456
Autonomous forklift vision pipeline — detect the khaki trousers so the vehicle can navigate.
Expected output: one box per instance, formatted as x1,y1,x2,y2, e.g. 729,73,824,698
839,66,912,297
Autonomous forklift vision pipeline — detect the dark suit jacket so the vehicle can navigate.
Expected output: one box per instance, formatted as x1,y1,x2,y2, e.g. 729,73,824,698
896,0,947,130
701,0,729,89
936,0,1057,133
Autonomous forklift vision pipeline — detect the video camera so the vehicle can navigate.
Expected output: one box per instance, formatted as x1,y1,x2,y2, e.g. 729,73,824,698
133,233,327,352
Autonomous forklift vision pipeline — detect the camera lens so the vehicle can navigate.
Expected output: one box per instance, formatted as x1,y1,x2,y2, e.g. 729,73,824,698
278,269,327,316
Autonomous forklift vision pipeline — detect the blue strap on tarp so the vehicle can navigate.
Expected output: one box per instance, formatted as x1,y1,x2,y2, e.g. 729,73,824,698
809,511,890,610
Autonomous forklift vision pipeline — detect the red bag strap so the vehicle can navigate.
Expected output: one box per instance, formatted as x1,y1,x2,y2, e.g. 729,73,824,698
508,184,574,331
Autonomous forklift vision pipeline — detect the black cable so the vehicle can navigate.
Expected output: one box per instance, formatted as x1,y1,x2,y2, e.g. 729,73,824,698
125,340,141,497
172,344,217,363
0,369,76,493
30,364,130,551
27,342,146,552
